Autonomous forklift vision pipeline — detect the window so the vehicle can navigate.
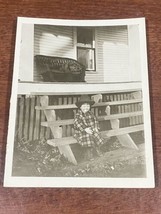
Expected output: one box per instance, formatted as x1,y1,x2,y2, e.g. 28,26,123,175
77,27,96,71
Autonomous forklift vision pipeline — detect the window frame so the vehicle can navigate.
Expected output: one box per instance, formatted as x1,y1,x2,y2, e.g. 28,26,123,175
76,27,96,72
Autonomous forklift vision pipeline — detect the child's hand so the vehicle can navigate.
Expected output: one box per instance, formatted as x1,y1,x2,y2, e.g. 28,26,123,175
94,128,99,132
85,127,93,135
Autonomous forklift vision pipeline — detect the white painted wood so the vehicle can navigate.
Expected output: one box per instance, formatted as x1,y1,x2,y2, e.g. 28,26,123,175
40,111,143,127
97,26,129,82
19,24,34,81
40,96,77,165
47,125,144,146
36,98,142,110
107,105,139,150
18,82,142,95
128,25,142,81
34,25,75,81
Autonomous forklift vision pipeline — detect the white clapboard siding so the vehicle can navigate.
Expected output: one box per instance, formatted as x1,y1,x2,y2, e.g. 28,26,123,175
85,72,104,83
96,26,129,82
34,25,75,81
34,25,129,83
128,25,142,81
19,24,34,81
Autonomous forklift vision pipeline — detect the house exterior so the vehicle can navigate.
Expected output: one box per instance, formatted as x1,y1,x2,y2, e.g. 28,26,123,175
19,24,142,84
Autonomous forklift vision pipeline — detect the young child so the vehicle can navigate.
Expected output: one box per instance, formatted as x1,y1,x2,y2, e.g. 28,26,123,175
73,95,104,161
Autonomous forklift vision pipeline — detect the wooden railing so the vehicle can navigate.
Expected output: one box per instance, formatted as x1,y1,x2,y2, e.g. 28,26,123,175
15,91,143,143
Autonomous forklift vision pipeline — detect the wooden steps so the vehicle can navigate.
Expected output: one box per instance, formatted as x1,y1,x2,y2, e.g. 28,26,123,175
36,94,144,165
41,111,143,127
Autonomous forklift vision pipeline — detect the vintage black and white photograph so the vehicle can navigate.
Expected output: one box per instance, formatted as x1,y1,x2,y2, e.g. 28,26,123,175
19,19,143,84
4,17,154,188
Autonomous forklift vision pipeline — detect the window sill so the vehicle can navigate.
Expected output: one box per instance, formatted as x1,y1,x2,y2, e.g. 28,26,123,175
86,71,98,74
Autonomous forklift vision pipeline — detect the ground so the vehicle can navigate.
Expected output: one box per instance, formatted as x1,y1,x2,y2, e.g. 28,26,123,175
12,133,146,178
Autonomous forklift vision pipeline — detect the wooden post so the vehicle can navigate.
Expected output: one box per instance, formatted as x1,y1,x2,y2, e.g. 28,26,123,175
40,96,77,165
105,105,138,150
91,94,102,103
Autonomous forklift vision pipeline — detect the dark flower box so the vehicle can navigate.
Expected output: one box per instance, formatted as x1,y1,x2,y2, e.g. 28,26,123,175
34,55,86,82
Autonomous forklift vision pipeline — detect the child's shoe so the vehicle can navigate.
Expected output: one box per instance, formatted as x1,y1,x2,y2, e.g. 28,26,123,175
84,147,94,161
94,146,103,157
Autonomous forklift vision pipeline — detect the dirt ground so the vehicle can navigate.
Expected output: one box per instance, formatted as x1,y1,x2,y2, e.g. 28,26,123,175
12,132,146,178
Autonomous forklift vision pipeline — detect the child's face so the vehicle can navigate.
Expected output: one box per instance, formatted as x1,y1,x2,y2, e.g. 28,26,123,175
80,103,90,113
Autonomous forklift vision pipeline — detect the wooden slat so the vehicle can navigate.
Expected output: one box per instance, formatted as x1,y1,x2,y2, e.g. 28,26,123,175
45,127,51,140
35,99,143,110
135,103,139,124
18,96,24,140
101,124,144,137
47,124,144,147
29,96,35,140
40,110,46,139
24,96,30,140
66,96,72,136
33,96,41,140
62,96,68,137
100,111,143,120
41,111,143,127
47,137,76,147
123,93,129,127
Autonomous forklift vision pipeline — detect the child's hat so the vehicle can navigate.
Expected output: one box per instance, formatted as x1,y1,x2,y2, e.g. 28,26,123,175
75,95,95,108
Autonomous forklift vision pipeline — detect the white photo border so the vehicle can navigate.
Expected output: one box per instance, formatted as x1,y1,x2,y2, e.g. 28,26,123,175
3,17,155,188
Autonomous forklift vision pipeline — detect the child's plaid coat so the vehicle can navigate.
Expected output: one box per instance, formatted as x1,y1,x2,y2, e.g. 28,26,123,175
73,109,104,147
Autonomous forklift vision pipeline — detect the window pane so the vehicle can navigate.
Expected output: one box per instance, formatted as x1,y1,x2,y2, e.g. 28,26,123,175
77,48,95,71
77,28,93,48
